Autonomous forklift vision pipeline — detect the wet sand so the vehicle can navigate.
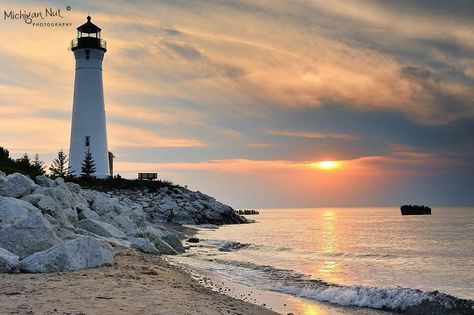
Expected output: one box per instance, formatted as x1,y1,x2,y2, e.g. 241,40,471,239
0,249,278,315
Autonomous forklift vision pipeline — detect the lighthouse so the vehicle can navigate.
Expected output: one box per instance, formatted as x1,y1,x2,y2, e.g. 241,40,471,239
69,16,109,178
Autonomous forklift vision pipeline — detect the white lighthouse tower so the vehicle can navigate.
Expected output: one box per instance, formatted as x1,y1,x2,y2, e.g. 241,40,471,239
69,16,109,178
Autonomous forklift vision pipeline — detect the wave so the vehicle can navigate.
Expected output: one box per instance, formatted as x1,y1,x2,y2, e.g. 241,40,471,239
204,259,474,314
204,239,399,260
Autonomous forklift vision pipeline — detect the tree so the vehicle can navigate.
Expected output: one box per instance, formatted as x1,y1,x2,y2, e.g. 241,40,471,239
49,149,72,178
81,149,96,178
0,146,12,170
16,153,31,170
32,153,46,176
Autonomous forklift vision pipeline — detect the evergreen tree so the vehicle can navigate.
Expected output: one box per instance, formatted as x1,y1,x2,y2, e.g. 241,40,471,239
32,153,46,176
49,149,72,178
0,146,12,170
16,153,31,170
81,149,96,178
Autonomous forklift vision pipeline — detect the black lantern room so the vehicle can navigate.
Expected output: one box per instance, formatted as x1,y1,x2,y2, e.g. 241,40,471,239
70,16,107,52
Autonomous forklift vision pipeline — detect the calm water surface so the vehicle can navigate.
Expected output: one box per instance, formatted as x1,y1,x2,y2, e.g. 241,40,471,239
203,207,473,299
172,207,474,313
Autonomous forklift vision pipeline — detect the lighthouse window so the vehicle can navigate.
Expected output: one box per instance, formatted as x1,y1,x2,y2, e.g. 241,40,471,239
85,136,90,147
85,49,90,60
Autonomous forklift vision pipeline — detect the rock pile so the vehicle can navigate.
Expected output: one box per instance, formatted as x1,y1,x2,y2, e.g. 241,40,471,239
0,172,246,273
107,188,247,225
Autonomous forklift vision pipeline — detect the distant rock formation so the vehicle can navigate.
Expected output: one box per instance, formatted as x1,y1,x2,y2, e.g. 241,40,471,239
0,172,247,273
236,209,260,215
400,205,431,215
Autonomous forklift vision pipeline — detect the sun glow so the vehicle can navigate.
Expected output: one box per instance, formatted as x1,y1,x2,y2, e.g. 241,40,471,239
313,161,340,170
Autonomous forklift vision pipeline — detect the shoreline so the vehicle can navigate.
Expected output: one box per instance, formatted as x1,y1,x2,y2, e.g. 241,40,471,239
169,227,392,315
0,248,278,315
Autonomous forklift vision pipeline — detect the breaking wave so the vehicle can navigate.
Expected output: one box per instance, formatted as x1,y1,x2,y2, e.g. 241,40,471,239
202,258,474,314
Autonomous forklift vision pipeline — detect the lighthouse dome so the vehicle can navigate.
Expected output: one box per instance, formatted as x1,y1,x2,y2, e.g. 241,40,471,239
70,16,107,52
77,16,102,33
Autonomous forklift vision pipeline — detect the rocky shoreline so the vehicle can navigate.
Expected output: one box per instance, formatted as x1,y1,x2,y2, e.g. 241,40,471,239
0,171,248,274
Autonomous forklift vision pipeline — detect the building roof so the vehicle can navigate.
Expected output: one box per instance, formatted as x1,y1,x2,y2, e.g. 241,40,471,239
77,16,101,33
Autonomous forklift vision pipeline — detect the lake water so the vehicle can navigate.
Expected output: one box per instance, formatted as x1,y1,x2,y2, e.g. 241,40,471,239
170,207,474,313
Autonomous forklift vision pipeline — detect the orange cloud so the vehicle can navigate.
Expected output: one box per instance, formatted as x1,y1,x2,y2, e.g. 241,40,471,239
108,124,205,149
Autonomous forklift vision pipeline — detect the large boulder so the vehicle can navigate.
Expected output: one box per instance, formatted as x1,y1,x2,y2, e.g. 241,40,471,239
128,237,159,254
152,237,178,255
36,195,72,227
80,189,99,204
0,197,62,258
91,194,119,215
35,175,55,188
0,173,37,198
131,225,176,255
101,212,138,235
0,247,19,273
162,234,185,253
19,236,115,273
170,208,196,225
77,204,101,221
76,219,127,239
20,193,43,206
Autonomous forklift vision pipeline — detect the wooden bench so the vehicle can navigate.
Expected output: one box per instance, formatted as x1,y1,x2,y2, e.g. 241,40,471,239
138,173,157,181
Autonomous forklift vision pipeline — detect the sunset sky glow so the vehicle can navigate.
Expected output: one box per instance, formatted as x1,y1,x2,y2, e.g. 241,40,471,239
1,1,474,207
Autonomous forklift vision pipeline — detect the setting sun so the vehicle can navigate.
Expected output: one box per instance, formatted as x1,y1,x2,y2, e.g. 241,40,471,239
313,161,340,170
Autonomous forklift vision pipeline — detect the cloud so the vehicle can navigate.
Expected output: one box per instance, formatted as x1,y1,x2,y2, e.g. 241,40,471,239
108,124,205,149
265,129,358,140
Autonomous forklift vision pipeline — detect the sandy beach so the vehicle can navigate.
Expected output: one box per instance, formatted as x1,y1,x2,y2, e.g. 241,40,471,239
0,248,278,315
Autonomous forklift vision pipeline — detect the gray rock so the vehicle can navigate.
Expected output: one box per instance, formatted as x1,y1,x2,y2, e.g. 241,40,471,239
187,237,199,243
131,225,176,255
171,208,196,225
51,185,75,209
76,219,127,239
20,193,43,206
80,189,99,204
162,234,185,253
19,236,115,273
43,214,60,229
64,207,78,225
54,228,78,240
55,178,65,186
101,212,138,235
77,204,101,221
0,173,37,198
152,237,178,255
0,197,62,258
65,182,81,193
97,236,131,249
36,175,55,187
128,237,159,254
131,225,165,239
36,195,72,228
91,194,118,215
37,195,59,212
0,247,19,273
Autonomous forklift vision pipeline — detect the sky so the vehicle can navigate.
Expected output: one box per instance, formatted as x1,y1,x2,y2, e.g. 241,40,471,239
1,0,474,208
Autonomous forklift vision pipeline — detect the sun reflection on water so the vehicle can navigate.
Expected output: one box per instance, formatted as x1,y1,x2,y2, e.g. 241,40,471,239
301,302,328,315
317,210,341,283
